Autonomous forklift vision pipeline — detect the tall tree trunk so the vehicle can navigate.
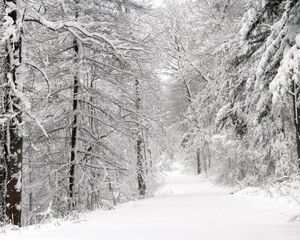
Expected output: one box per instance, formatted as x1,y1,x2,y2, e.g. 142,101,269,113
207,142,211,169
203,146,207,174
69,0,81,210
69,41,79,210
135,79,146,196
292,82,300,171
196,148,201,175
0,1,6,223
0,0,23,226
142,131,149,175
183,79,203,174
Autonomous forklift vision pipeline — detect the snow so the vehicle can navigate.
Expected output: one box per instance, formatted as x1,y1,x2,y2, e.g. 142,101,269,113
235,174,300,209
255,0,295,90
239,8,257,40
269,33,300,103
15,170,22,192
296,34,300,47
1,165,300,240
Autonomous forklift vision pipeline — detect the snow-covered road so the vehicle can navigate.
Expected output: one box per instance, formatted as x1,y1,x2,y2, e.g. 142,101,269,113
2,169,300,240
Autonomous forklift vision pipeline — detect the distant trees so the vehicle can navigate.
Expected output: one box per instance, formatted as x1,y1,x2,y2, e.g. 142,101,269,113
158,0,246,175
157,0,207,174
158,0,299,184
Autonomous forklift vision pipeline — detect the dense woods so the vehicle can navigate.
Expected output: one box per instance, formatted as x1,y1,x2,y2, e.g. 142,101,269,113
161,0,300,186
0,0,300,228
0,0,163,226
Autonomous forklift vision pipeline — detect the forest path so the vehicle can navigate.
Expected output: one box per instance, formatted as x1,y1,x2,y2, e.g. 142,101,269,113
2,166,300,240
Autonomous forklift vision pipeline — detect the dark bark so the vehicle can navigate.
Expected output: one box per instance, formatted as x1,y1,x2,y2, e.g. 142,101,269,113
142,132,149,175
137,134,146,196
0,0,23,226
4,121,22,226
135,79,146,196
292,82,300,171
0,126,6,222
69,0,81,210
69,58,78,209
0,2,5,223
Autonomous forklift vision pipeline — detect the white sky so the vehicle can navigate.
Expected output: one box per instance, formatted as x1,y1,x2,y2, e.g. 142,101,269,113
150,0,165,7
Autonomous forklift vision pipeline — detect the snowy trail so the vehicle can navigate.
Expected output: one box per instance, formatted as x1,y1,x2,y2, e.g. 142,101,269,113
2,169,300,240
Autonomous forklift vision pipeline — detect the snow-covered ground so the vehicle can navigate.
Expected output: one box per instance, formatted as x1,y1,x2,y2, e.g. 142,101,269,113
235,176,300,209
1,167,300,240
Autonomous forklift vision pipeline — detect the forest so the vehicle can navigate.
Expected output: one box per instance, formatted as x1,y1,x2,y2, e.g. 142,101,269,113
0,0,300,238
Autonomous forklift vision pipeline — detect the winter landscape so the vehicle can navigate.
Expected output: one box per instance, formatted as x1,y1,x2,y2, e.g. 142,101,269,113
1,0,300,239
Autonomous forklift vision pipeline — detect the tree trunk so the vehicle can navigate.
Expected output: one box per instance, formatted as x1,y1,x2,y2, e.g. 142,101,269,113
183,79,204,175
142,131,149,175
207,142,211,169
0,0,23,226
196,148,201,175
137,134,146,196
69,0,81,210
203,142,208,174
135,79,146,196
69,46,79,210
0,1,6,224
292,82,300,171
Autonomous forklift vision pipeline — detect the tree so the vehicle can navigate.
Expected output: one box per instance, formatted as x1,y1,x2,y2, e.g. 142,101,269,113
0,0,25,226
240,0,300,172
68,0,82,211
135,78,146,196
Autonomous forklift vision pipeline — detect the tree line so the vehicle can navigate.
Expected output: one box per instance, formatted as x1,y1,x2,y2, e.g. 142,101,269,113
1,0,300,228
159,0,300,185
0,0,163,227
